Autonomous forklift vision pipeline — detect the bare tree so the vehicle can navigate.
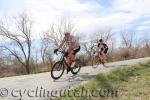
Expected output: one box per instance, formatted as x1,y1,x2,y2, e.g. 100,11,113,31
143,33,150,54
121,31,135,48
0,13,32,74
34,50,39,73
40,37,48,64
82,40,96,58
0,49,4,66
95,29,113,42
119,31,140,59
40,36,54,70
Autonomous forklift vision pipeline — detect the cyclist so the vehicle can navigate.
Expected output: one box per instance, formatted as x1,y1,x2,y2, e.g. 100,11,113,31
96,39,108,65
54,32,80,73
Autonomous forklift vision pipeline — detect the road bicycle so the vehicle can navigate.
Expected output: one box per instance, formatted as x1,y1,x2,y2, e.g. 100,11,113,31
51,49,82,80
91,50,105,68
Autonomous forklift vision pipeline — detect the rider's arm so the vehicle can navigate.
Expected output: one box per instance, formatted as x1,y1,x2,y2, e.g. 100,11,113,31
58,38,65,49
70,36,78,49
97,43,100,47
68,45,73,52
103,43,108,49
96,43,100,52
68,37,76,52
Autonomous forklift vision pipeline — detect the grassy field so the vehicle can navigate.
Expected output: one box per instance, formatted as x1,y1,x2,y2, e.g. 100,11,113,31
58,61,150,100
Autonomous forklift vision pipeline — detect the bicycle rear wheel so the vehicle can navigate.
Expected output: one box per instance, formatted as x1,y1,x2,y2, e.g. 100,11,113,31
91,56,100,68
51,61,65,80
71,59,82,75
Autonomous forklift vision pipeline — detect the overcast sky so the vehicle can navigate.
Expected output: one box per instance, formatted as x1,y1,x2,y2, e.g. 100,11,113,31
0,0,150,40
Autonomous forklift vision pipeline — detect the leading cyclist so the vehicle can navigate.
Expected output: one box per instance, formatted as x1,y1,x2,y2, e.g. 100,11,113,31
54,32,80,73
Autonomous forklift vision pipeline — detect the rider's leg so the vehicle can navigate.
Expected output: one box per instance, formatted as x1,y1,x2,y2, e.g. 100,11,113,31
64,52,70,65
67,46,80,66
102,52,106,60
72,46,80,61
100,52,106,65
98,52,104,63
71,46,80,67
68,47,73,65
65,50,72,73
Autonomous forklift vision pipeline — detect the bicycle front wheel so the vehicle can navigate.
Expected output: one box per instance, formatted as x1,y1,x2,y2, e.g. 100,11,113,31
51,61,65,80
91,56,100,68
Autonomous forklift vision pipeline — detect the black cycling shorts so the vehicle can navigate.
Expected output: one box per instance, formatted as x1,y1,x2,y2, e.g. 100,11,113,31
104,48,108,54
64,46,80,57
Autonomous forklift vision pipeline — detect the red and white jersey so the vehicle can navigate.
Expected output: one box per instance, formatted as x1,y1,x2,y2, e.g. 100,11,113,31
97,43,108,52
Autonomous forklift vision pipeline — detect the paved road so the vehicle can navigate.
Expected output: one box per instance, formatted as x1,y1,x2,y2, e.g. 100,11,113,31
0,57,150,100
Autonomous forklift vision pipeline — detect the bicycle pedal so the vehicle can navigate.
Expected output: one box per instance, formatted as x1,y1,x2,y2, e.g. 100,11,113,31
66,67,71,74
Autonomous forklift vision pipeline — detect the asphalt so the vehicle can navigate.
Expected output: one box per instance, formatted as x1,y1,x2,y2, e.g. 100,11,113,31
0,57,150,100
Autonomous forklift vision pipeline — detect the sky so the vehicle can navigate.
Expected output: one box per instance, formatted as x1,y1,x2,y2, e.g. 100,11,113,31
0,0,150,41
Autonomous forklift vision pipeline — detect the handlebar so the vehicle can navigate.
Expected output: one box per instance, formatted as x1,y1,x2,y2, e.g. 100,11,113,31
58,49,66,54
55,49,66,55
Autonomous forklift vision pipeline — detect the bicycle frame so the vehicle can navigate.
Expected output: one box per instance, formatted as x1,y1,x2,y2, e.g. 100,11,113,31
51,49,82,80
57,50,70,69
97,52,104,61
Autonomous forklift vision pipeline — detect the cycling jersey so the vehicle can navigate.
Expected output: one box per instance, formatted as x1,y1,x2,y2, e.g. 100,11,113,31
98,43,108,48
63,35,80,57
97,43,108,54
63,35,79,49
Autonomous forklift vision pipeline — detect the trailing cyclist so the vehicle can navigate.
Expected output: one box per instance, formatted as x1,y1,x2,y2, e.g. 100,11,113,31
96,39,108,65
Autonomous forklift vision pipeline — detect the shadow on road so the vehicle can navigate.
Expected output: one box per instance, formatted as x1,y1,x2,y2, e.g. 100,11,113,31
68,73,95,82
53,73,95,82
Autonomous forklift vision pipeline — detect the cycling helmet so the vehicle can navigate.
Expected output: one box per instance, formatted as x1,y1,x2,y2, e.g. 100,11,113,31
99,39,103,42
64,32,70,35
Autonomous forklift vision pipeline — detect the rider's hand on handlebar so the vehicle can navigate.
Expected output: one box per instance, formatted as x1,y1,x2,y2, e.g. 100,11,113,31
93,51,95,54
54,48,58,54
